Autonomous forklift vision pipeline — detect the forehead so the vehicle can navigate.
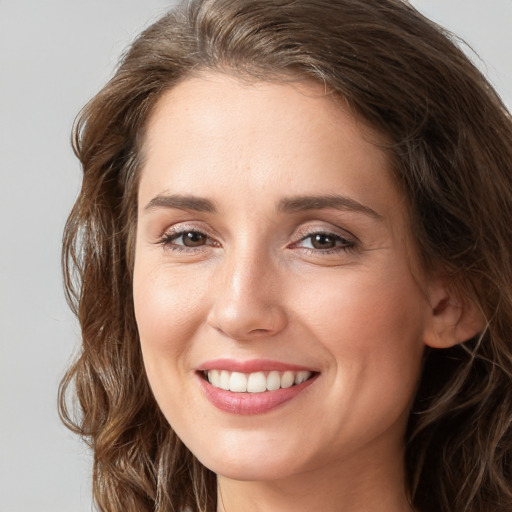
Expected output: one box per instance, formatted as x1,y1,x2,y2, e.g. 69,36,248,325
139,73,399,212
143,73,382,154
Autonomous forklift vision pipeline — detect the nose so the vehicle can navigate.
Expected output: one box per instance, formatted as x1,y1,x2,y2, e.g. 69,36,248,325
206,250,288,341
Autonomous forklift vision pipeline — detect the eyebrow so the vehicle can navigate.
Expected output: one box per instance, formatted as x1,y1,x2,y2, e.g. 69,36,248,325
278,195,383,220
144,194,216,213
143,193,382,220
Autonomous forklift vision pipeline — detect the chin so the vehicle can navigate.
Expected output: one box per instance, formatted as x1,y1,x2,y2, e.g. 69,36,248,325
202,456,299,482
189,437,310,482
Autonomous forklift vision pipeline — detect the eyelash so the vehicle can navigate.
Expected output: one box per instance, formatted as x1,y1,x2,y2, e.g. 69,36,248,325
157,228,218,253
157,227,356,255
292,230,356,255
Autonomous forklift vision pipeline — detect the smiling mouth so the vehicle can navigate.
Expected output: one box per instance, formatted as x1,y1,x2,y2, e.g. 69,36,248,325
201,369,316,393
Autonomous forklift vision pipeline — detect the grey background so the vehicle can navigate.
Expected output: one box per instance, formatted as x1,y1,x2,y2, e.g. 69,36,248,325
0,1,510,511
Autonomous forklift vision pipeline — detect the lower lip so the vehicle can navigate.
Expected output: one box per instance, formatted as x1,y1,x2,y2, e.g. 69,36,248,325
198,374,318,415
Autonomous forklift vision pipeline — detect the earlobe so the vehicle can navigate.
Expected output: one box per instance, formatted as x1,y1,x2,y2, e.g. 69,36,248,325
424,285,486,349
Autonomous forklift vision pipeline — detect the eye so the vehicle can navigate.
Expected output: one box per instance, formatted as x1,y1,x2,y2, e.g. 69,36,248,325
158,228,218,251
306,233,340,250
295,231,354,252
174,231,208,247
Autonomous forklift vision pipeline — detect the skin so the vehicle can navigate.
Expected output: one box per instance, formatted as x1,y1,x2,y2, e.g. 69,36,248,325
133,73,444,512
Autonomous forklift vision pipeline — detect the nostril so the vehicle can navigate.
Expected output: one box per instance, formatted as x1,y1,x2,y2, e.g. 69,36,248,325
248,328,271,335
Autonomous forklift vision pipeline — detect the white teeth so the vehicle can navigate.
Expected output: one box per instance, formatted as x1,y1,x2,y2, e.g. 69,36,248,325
219,370,230,390
247,372,267,393
229,372,247,392
205,369,314,393
208,369,220,387
295,371,311,385
281,371,295,389
267,371,281,391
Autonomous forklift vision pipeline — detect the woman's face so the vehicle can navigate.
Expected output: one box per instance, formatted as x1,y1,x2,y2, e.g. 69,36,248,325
133,73,435,482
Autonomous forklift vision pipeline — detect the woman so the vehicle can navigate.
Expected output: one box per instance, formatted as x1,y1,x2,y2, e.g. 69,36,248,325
59,0,512,511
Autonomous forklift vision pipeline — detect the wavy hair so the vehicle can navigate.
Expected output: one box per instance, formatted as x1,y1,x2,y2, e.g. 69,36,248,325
59,1,512,510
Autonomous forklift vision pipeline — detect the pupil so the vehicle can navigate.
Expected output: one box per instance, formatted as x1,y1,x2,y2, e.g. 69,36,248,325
184,232,206,247
312,234,335,249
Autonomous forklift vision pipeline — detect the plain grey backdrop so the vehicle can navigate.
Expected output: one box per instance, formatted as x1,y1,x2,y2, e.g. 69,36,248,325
0,1,510,511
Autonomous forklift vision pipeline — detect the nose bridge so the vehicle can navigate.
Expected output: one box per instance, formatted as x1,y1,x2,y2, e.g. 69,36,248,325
207,240,287,340
228,248,266,301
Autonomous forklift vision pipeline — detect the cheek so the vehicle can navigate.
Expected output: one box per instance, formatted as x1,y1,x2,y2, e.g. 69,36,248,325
132,263,214,429
133,263,210,365
300,263,427,339
296,269,427,446
299,266,427,392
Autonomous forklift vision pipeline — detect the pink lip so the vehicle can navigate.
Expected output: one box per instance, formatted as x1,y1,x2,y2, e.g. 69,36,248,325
196,360,319,415
197,358,316,373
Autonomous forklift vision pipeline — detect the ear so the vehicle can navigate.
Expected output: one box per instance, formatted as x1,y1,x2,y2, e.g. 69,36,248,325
424,281,486,349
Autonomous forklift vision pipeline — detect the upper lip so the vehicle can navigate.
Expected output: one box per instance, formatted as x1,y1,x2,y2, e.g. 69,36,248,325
197,358,318,373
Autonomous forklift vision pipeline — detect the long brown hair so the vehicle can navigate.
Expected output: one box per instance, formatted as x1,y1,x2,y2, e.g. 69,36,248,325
59,1,512,511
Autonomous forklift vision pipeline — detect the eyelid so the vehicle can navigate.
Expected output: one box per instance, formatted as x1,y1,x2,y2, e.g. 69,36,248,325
159,221,215,239
292,223,358,243
293,232,353,250
157,222,220,249
287,223,359,257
